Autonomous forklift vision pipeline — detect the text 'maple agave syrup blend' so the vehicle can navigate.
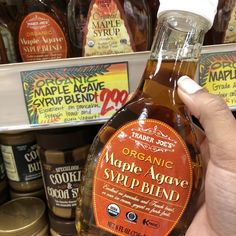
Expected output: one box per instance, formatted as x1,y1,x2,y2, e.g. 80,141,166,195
76,0,218,235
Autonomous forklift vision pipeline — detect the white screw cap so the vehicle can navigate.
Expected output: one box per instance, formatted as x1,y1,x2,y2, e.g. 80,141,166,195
157,0,219,29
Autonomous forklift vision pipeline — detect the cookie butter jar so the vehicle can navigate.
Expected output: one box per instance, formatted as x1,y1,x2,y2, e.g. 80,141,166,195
0,132,43,192
0,197,48,236
36,126,91,219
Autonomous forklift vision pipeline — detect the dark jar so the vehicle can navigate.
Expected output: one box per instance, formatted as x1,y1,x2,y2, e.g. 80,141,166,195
0,132,43,193
49,211,77,236
36,126,91,219
0,151,8,205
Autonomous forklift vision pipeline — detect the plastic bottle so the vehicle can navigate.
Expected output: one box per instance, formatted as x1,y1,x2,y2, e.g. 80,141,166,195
75,0,218,235
16,0,70,62
67,0,152,57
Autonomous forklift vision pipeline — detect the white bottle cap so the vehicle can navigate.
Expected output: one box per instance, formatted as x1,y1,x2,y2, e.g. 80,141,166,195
157,0,218,28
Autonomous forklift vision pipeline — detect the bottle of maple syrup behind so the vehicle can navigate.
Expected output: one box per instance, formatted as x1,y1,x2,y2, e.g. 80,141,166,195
16,0,71,62
147,0,160,39
204,0,236,45
0,2,18,63
67,0,152,57
75,0,218,235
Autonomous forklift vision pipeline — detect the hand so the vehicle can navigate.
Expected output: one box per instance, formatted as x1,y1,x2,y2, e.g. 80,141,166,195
177,76,236,236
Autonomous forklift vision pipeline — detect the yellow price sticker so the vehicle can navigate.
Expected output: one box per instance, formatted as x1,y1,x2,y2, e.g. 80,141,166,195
199,51,236,108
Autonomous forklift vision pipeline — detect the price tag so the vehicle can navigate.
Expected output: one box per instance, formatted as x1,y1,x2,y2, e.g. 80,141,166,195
21,62,129,125
199,51,236,108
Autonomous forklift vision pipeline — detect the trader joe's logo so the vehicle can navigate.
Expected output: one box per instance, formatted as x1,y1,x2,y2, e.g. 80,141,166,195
21,63,129,125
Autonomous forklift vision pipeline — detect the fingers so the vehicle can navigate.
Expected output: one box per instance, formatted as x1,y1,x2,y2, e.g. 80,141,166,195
177,76,236,171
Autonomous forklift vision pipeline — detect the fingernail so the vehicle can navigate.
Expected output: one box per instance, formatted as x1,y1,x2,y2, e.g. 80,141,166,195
177,76,203,94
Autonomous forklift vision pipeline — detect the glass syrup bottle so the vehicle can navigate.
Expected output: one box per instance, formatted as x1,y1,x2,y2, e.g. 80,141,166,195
67,0,151,57
16,0,70,62
0,2,18,63
204,0,236,45
76,0,218,235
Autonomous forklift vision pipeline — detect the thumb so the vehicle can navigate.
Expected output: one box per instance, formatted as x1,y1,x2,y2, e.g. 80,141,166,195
177,76,236,171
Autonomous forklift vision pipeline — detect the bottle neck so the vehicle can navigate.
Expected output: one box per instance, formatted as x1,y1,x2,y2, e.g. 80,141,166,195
23,0,50,12
137,12,210,107
150,11,210,62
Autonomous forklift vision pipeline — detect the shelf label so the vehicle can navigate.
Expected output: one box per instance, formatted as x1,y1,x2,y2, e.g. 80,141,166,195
199,51,236,108
21,62,129,125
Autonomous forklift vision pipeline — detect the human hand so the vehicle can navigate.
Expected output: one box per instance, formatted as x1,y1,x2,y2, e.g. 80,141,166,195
177,76,236,236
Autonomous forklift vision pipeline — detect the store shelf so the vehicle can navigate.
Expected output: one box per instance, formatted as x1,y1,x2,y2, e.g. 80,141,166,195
0,51,150,132
0,43,235,133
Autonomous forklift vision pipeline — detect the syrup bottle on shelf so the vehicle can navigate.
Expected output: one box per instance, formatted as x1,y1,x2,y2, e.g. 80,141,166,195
75,0,218,235
204,0,236,45
0,2,18,63
148,0,160,38
0,35,8,64
67,0,151,57
16,0,70,62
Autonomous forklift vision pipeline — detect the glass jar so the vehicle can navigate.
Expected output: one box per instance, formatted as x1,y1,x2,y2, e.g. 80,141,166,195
49,211,77,236
0,151,8,205
0,132,43,193
37,126,91,219
0,197,48,236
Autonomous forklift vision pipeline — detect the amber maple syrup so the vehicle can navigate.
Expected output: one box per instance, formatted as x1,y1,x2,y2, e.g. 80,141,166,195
76,1,218,234
76,59,204,236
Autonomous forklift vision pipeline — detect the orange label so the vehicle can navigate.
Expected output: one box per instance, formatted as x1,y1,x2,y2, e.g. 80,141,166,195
83,0,135,56
18,12,67,62
93,119,192,236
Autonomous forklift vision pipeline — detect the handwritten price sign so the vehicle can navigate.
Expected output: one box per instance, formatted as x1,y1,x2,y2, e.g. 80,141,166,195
100,88,129,115
21,62,130,125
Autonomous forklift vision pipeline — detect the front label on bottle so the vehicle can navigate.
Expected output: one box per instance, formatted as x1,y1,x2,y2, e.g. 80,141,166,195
18,12,67,62
224,6,236,43
93,119,192,236
1,142,41,182
83,0,135,56
42,163,83,210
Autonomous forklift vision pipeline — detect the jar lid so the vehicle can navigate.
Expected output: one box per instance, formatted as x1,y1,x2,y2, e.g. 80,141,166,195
36,126,92,150
157,0,218,28
0,132,35,145
49,211,77,235
0,197,47,236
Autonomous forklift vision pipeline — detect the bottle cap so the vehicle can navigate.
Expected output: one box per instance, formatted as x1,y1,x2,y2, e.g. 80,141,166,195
157,0,218,28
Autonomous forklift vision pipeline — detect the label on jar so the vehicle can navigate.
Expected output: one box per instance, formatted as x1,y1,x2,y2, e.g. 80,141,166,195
0,152,6,181
1,142,41,182
42,163,83,209
224,5,236,43
18,12,67,62
83,0,135,56
93,119,192,236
